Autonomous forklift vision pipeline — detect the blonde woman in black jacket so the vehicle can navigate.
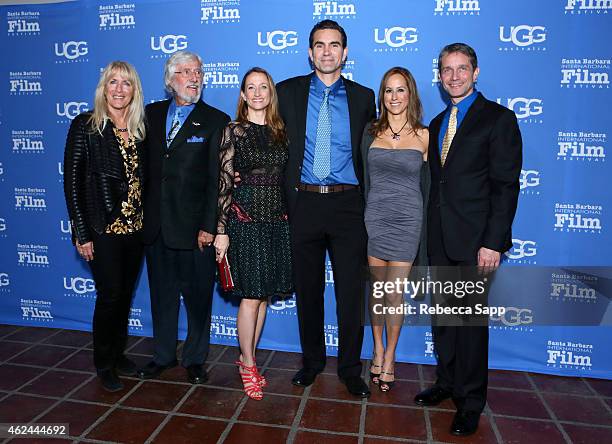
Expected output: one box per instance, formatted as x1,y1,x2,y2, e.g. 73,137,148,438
63,60,146,392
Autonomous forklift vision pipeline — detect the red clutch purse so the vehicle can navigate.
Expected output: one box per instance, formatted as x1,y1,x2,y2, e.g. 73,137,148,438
217,256,234,291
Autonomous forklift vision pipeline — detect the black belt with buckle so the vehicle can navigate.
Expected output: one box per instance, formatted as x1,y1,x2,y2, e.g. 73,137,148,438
297,183,359,194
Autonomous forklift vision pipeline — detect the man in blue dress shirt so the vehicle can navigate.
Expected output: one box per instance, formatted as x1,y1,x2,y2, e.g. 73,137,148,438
276,20,376,397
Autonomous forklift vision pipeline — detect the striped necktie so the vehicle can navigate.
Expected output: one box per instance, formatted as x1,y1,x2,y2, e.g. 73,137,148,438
312,88,332,180
167,108,181,146
440,105,458,166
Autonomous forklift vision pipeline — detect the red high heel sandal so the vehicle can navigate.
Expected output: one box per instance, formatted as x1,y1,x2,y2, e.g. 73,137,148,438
253,359,267,388
236,360,263,400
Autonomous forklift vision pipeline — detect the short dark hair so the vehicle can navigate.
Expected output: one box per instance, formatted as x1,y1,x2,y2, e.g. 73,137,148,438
437,43,478,72
309,19,347,49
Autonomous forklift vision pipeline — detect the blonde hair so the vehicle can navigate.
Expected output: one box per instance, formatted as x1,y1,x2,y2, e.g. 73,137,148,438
236,67,287,145
89,61,146,141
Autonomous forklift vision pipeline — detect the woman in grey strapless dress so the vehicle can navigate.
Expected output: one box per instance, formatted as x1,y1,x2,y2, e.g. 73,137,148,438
361,67,429,393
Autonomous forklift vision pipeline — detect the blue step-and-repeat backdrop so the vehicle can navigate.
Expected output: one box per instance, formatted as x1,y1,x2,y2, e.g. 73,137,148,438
0,0,610,379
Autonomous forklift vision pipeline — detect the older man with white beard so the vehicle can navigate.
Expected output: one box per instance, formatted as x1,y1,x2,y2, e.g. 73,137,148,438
138,50,229,384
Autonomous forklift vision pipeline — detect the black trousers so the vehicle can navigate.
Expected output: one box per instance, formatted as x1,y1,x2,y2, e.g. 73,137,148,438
145,234,216,367
88,231,143,371
429,248,490,414
291,189,367,378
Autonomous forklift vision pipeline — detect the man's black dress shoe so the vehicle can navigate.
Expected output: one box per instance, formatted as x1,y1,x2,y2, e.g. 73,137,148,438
115,356,137,376
137,360,178,380
97,369,123,392
450,410,480,436
186,364,208,384
291,368,321,387
414,386,452,406
340,376,371,398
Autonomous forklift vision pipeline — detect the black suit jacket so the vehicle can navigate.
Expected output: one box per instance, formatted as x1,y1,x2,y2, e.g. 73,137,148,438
276,73,376,214
142,99,230,249
428,92,522,261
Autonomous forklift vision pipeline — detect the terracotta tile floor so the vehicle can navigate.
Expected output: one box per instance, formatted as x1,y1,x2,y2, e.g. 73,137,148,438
0,324,610,443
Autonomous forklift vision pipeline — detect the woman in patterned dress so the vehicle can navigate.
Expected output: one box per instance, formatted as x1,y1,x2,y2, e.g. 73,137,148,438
214,67,292,400
64,61,145,392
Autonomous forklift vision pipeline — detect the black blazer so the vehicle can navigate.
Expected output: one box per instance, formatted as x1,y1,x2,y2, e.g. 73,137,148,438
360,122,431,267
427,92,522,261
64,112,145,245
142,99,230,249
276,73,376,214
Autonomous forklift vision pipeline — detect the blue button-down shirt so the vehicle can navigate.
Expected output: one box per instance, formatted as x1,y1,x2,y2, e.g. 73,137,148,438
438,90,478,153
301,75,357,185
166,100,196,144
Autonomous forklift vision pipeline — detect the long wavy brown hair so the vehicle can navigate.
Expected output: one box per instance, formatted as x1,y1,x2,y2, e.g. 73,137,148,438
369,66,425,137
236,67,287,145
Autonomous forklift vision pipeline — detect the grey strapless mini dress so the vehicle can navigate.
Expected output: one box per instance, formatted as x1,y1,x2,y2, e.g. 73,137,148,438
364,148,423,262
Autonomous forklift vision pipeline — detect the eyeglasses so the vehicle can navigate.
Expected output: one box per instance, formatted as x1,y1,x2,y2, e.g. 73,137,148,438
174,68,204,78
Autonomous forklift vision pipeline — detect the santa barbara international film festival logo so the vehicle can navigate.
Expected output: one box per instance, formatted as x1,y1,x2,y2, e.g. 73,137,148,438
312,1,356,20
324,324,339,351
564,0,611,14
256,30,299,55
496,97,543,124
431,58,440,86
150,34,188,59
433,0,480,15
520,168,540,195
498,25,546,51
561,58,610,89
424,331,434,357
21,299,53,322
202,62,239,89
63,276,95,298
17,243,50,267
200,0,240,24
0,217,7,238
504,238,537,264
99,3,136,30
373,26,419,53
557,130,606,162
9,71,42,96
6,10,40,36
14,187,47,211
210,314,238,340
128,307,144,332
550,272,598,304
55,101,89,124
554,202,602,233
546,339,593,371
54,40,89,64
12,130,45,154
340,60,355,81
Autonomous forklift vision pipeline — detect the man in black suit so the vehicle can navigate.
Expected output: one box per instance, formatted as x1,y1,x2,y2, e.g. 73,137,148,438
276,20,376,397
414,43,522,435
138,50,230,384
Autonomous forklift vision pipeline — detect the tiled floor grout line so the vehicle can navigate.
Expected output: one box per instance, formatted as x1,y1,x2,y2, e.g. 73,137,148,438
524,372,573,444
216,346,266,443
283,352,310,443
358,360,371,444
144,344,230,444
3,328,96,444
71,335,151,443
483,404,504,444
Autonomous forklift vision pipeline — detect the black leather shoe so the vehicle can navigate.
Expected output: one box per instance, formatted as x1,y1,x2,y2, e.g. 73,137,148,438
115,356,137,376
137,360,178,380
414,386,452,406
97,369,123,392
340,376,371,398
291,368,321,387
186,364,208,384
451,410,480,436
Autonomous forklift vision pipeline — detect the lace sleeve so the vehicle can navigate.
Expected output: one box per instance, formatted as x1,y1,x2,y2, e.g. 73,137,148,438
217,124,235,235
